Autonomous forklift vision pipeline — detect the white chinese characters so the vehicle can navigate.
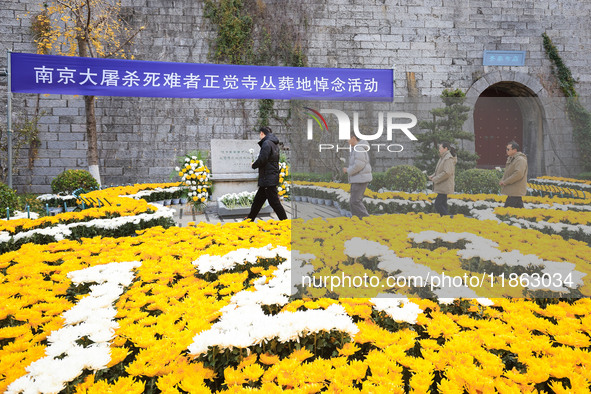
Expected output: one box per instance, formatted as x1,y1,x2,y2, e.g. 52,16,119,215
32,64,381,94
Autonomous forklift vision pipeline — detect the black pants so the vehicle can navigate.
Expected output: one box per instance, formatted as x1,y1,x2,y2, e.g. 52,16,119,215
434,193,448,216
247,186,288,220
504,196,524,208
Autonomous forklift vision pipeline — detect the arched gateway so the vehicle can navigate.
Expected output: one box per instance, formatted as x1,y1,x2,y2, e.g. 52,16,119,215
467,72,548,177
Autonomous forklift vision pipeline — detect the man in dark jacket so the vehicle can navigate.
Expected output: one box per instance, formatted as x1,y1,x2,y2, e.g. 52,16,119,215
246,126,288,221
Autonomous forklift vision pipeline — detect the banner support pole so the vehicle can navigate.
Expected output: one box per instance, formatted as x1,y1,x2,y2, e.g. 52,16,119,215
392,64,396,102
7,50,13,189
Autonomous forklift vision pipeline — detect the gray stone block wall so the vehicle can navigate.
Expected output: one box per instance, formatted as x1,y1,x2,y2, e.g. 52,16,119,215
0,0,590,192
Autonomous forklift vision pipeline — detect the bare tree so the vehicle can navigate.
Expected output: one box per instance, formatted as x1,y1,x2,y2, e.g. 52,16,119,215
32,1,143,185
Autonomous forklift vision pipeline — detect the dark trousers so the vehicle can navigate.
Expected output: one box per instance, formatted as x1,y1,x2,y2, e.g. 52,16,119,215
247,186,288,220
350,182,370,218
434,193,448,216
504,196,524,208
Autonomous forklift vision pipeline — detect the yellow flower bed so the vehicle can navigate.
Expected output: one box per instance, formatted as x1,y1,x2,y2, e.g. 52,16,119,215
0,199,153,234
293,213,591,299
2,214,591,392
81,182,182,202
295,181,591,206
295,181,433,201
495,207,591,225
0,221,289,393
0,183,180,235
528,182,591,199
538,176,591,186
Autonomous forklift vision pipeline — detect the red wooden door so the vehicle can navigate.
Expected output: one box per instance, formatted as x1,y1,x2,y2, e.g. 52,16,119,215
474,94,523,167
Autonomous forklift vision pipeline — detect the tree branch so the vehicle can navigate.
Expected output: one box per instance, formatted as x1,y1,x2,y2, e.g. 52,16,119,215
55,0,84,29
55,0,77,14
84,1,95,57
103,27,144,58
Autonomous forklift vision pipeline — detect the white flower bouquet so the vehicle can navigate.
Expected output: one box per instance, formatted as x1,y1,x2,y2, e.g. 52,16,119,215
219,191,256,209
175,152,212,210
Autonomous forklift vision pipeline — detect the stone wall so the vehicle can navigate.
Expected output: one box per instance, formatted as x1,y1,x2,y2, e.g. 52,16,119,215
1,0,590,192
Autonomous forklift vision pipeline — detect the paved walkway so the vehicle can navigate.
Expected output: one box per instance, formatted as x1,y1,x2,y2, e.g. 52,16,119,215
169,200,341,226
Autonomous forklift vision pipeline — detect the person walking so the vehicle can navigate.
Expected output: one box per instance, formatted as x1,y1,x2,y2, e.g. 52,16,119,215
246,126,288,221
499,140,528,208
343,134,372,219
428,142,457,216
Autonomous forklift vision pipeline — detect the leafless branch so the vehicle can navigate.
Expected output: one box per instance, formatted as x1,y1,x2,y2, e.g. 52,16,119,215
55,0,82,28
103,27,143,58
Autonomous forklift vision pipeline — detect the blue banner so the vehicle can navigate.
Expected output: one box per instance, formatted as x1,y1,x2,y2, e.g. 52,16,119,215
10,53,393,101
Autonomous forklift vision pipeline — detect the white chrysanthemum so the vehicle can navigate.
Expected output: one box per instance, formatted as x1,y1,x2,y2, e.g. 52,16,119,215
344,238,388,258
371,297,423,324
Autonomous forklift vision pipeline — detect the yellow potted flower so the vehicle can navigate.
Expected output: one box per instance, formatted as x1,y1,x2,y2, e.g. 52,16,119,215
278,156,290,201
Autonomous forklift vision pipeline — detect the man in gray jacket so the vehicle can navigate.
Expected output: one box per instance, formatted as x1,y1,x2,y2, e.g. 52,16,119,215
499,140,528,208
343,135,372,218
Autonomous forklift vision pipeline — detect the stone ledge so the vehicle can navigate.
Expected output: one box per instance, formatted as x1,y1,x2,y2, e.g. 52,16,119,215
210,174,259,199
212,173,258,181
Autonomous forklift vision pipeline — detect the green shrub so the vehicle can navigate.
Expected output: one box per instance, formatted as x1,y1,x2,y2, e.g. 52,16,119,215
0,183,19,212
383,165,427,192
576,172,591,181
368,172,387,191
455,169,502,194
18,193,46,214
51,169,99,194
292,172,342,183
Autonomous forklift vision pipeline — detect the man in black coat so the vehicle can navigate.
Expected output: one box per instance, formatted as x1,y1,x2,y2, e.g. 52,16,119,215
246,126,288,221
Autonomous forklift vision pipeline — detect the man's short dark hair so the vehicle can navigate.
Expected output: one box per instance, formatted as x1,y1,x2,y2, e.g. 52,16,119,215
507,141,520,151
259,126,272,135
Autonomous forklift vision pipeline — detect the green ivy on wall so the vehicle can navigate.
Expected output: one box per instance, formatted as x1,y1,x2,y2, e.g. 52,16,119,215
257,99,274,128
204,0,307,127
203,0,254,65
543,33,591,171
